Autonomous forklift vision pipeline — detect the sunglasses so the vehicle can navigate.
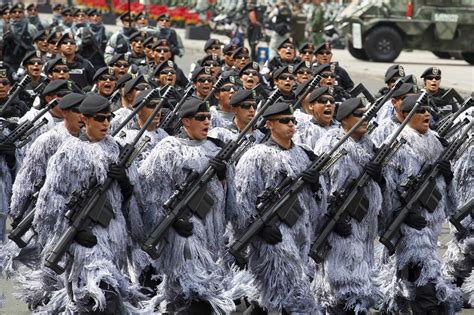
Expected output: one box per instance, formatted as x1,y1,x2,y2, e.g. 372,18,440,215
425,75,441,81
224,52,233,56
53,67,69,73
89,14,100,18
132,38,144,43
63,13,72,17
192,113,211,121
239,102,257,110
220,85,237,92
281,44,294,49
114,62,129,68
160,69,176,75
36,37,47,41
205,62,220,67
135,83,150,91
0,79,10,85
296,69,310,75
209,45,221,50
269,117,297,125
321,73,336,79
197,76,213,83
154,47,170,53
99,74,115,81
145,45,153,49
316,96,335,104
415,106,430,114
243,70,258,76
27,59,43,65
278,74,294,81
236,55,250,60
90,113,114,122
301,49,313,55
159,18,170,22
11,10,23,14
352,111,365,118
27,8,37,12
122,18,131,23
62,40,76,45
317,50,332,55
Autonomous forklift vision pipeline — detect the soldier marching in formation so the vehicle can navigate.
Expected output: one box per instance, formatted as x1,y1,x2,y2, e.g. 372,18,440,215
0,2,471,315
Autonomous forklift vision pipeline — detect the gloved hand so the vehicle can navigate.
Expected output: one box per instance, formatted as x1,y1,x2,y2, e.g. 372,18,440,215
74,229,98,248
0,142,17,169
172,218,194,237
404,211,427,230
209,156,227,181
301,168,321,192
437,160,453,183
334,219,352,238
108,163,133,199
366,161,384,185
10,215,22,230
258,223,282,245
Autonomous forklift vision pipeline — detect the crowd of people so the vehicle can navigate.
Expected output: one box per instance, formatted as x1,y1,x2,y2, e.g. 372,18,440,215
0,2,472,314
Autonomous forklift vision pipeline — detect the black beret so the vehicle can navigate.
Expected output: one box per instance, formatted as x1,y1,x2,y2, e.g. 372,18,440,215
179,97,210,118
223,43,239,54
336,98,365,121
263,101,294,118
132,89,160,108
401,74,417,85
10,3,25,11
79,93,111,114
116,73,133,89
47,31,62,44
26,4,36,10
33,30,47,41
93,67,115,82
392,83,419,98
204,38,222,52
58,92,86,109
231,47,249,59
220,72,238,85
73,7,86,16
87,8,100,16
134,12,146,20
108,53,128,66
400,93,429,112
190,66,212,82
294,60,312,73
42,80,71,97
421,67,442,78
52,3,63,11
308,86,334,103
143,36,155,47
294,80,312,98
119,12,131,20
314,41,332,54
384,64,405,83
273,66,293,80
61,7,73,15
312,63,331,76
239,61,260,77
277,37,293,50
129,31,144,42
151,39,170,50
45,56,67,73
198,54,222,67
0,4,9,14
57,32,75,46
124,74,147,95
157,12,170,20
299,42,315,52
21,51,41,66
152,60,176,77
229,89,256,106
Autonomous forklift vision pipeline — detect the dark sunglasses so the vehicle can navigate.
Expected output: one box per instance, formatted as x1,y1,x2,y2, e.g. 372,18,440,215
415,106,430,114
0,79,10,85
63,13,72,17
154,47,170,53
205,62,220,67
224,52,233,56
53,67,69,73
239,102,257,110
62,40,76,45
90,113,114,122
220,85,237,92
209,45,221,50
243,70,258,76
236,55,250,60
281,44,294,49
192,113,211,121
160,69,176,75
114,62,129,68
317,50,332,55
296,69,310,75
321,73,336,79
99,74,115,81
11,10,23,14
316,96,335,104
301,49,313,55
425,75,441,81
27,8,37,12
352,111,365,118
159,18,170,22
27,59,43,65
197,76,213,83
269,117,297,125
278,74,294,81
132,38,144,43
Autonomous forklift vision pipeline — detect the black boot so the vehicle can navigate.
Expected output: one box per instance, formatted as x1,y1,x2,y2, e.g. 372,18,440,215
411,283,443,315
138,265,162,297
176,299,213,315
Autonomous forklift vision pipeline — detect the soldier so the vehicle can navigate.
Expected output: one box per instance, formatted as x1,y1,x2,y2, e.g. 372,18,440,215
376,64,405,98
189,66,217,107
272,65,296,102
313,41,354,91
92,67,117,97
45,56,70,82
104,12,137,65
18,51,48,106
26,4,44,31
294,60,313,84
210,74,237,129
264,38,299,82
150,60,184,107
156,12,184,58
56,33,95,89
126,31,146,66
313,97,384,314
55,6,74,33
113,73,133,111
32,30,49,63
298,42,315,63
234,101,324,313
48,3,63,29
108,53,131,80
307,0,324,44
314,63,351,103
46,31,62,60
420,67,453,126
268,0,292,59
138,98,238,313
72,8,88,33
222,43,239,72
230,47,252,73
31,93,145,313
2,3,37,71
294,86,339,149
0,70,28,119
378,94,462,314
138,37,158,76
197,54,222,79
239,61,270,103
203,38,223,57
134,12,158,37
151,39,188,88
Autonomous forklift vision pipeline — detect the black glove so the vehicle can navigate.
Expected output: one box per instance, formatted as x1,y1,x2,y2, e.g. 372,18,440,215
0,142,16,169
301,168,321,192
404,211,427,230
334,219,352,238
437,160,453,183
171,46,180,56
366,161,384,185
108,163,133,199
209,156,227,181
258,223,282,245
74,229,98,248
172,218,194,237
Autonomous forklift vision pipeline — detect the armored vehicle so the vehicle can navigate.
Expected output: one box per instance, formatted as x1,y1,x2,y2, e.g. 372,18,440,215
336,0,474,64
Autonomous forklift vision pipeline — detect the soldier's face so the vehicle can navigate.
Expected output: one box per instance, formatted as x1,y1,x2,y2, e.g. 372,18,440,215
223,53,234,67
341,107,368,138
51,66,70,80
97,76,116,96
113,60,130,77
234,55,250,70
26,6,37,17
61,107,83,136
10,9,24,21
195,74,213,97
320,71,336,86
296,67,312,84
62,13,74,24
81,112,113,142
48,41,60,54
206,45,222,57
138,103,161,129
131,38,144,55
154,47,171,63
136,17,148,28
74,12,87,24
26,58,43,78
158,68,177,86
316,50,332,64
36,38,48,52
266,114,296,141
215,83,237,110
182,111,211,140
299,49,314,62
60,41,76,56
278,45,295,61
88,14,102,24
157,17,170,28
145,46,154,59
424,76,441,93
406,107,430,134
309,94,335,127
392,93,415,114
275,73,294,94
241,69,259,89
0,78,11,99
233,101,257,126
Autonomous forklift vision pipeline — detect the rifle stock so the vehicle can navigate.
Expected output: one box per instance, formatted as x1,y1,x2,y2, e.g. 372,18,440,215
449,198,473,234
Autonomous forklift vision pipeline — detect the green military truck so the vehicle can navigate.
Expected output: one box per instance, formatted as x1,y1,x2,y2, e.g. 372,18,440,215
336,0,474,64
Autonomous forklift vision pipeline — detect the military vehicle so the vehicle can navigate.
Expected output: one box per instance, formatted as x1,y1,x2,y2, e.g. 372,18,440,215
335,0,474,64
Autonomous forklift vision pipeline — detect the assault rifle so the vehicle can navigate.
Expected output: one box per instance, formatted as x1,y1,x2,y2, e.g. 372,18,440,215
309,91,428,263
141,88,283,259
204,75,225,103
229,79,404,265
0,75,31,117
449,198,474,234
0,98,58,148
436,96,472,138
293,75,321,110
44,87,172,274
349,83,376,104
380,118,474,255
159,85,195,135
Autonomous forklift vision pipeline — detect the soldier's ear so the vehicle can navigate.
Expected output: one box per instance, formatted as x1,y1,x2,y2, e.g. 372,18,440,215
181,117,191,127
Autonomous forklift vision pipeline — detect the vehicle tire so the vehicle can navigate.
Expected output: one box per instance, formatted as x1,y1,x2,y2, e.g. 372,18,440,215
432,51,451,59
462,52,474,65
347,40,369,60
364,26,403,62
